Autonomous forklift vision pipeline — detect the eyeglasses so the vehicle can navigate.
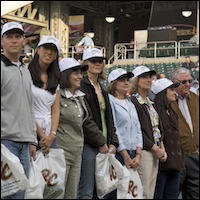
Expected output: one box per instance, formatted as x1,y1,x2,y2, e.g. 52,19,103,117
89,58,104,64
178,79,193,85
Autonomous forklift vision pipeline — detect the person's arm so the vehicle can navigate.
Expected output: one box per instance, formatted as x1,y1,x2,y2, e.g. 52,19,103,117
50,90,60,136
77,37,84,46
39,90,60,153
91,40,94,47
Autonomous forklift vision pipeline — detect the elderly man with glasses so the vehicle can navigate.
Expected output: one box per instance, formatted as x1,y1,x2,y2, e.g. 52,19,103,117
170,67,199,199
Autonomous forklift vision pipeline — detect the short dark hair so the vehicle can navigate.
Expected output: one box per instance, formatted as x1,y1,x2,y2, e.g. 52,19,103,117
60,69,74,89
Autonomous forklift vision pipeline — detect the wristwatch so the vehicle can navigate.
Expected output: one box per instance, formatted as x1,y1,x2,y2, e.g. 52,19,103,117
51,131,57,136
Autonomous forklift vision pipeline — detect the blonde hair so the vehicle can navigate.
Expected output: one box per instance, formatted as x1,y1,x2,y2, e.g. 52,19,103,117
129,77,139,95
81,60,106,80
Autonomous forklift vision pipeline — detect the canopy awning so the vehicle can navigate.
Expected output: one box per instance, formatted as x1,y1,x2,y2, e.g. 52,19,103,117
1,1,34,16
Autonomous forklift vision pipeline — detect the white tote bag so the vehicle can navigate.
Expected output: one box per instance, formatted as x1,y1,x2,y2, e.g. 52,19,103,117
117,166,143,199
35,148,66,199
95,153,124,198
1,144,30,198
24,158,46,199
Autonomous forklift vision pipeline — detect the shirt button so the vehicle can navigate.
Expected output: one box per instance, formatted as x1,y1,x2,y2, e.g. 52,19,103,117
64,104,67,107
78,114,81,117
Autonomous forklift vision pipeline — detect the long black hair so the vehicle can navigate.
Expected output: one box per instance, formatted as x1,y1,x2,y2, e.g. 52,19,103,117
153,89,176,130
28,52,60,94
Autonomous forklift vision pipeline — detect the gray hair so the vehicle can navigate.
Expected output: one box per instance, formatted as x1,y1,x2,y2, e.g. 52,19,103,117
171,67,191,81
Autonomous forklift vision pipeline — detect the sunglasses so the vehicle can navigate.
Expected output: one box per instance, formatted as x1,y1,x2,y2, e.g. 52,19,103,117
178,79,193,85
89,58,104,64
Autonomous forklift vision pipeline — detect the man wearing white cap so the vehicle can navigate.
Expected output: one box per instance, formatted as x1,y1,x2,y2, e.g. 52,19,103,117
151,78,185,199
129,65,167,199
1,22,37,199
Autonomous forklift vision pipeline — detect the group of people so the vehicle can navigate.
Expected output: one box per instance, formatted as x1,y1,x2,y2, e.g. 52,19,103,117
1,21,199,200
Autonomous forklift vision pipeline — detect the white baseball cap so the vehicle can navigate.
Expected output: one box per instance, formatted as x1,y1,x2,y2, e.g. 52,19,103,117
82,47,106,61
132,65,156,79
37,35,60,51
1,22,24,36
59,58,88,72
108,68,134,83
151,78,180,94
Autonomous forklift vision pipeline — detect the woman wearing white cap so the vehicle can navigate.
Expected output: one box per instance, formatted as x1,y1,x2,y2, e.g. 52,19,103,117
28,36,60,154
151,78,184,199
77,48,119,199
129,65,167,199
105,68,143,198
56,58,89,199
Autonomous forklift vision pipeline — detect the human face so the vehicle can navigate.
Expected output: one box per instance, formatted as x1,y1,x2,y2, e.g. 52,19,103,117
69,69,83,92
1,33,25,57
87,58,104,76
138,73,153,91
166,87,177,102
173,73,193,97
116,77,130,96
37,44,58,66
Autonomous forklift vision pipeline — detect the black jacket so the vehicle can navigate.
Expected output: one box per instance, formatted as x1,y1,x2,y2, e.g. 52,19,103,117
81,77,119,148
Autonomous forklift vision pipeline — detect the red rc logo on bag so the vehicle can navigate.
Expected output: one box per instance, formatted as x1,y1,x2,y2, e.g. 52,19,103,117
109,165,117,180
42,169,58,186
128,180,138,197
1,161,12,180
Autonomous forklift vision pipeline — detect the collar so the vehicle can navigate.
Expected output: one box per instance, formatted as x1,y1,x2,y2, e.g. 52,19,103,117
1,54,24,67
64,89,85,99
133,93,154,105
176,92,190,100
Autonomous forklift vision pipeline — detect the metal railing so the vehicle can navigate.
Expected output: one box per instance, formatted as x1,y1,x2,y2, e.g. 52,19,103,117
2,40,198,66
107,40,199,67
66,45,106,60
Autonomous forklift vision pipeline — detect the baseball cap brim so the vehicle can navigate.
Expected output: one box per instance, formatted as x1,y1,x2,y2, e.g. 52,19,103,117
71,65,88,72
38,43,59,51
117,72,134,80
140,70,156,77
168,82,180,88
3,28,24,35
87,56,107,61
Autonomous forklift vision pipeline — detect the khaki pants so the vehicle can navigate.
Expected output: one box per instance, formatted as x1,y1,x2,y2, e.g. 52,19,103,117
137,150,159,199
62,145,83,199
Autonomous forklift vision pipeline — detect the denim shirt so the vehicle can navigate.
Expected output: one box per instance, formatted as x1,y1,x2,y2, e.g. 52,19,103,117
108,94,143,152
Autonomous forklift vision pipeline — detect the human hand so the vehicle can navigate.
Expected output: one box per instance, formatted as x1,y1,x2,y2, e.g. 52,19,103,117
30,144,36,161
99,144,109,153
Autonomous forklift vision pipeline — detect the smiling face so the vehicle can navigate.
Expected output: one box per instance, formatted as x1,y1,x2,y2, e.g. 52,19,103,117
86,58,104,77
173,72,193,97
138,73,153,91
37,44,58,66
166,87,177,102
69,69,83,91
115,77,130,97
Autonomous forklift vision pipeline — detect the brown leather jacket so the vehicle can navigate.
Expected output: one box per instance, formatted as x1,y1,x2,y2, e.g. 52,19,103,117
171,92,199,154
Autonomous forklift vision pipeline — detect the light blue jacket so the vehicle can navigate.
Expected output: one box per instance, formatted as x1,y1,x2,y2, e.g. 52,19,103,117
108,94,143,152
